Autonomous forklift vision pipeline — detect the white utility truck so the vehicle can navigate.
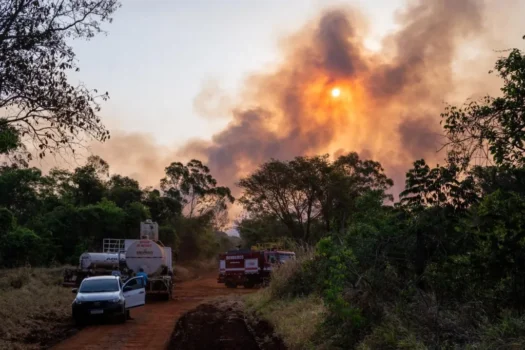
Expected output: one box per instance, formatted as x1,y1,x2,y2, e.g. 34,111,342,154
63,220,174,300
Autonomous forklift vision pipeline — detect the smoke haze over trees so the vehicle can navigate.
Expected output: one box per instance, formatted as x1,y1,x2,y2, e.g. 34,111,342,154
86,0,523,208
239,38,525,348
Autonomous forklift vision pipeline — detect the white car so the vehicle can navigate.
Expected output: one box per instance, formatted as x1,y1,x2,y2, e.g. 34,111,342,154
71,275,146,325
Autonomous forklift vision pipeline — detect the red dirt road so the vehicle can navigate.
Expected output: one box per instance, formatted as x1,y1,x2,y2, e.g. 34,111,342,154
52,274,254,350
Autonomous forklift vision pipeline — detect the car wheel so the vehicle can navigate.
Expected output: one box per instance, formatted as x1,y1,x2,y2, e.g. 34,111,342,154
119,305,127,323
74,315,86,326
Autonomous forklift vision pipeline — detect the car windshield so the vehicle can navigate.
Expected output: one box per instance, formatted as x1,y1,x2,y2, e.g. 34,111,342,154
79,279,119,293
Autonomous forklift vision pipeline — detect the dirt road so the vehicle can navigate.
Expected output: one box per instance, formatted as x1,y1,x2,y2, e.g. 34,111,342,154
52,274,254,350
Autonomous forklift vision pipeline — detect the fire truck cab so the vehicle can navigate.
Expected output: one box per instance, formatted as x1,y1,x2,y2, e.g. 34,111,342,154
217,245,295,288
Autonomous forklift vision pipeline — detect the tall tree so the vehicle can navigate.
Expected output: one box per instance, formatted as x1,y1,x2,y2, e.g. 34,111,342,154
106,174,142,208
0,0,121,158
161,159,234,219
238,156,320,241
142,187,181,224
70,155,108,205
325,152,393,232
442,37,525,168
400,159,477,211
0,165,43,223
238,152,393,242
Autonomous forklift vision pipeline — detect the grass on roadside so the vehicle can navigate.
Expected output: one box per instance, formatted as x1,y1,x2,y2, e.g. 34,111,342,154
0,266,76,350
173,259,217,282
245,289,326,350
0,260,215,349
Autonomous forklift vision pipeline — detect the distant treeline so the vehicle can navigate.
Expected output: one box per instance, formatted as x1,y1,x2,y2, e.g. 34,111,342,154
0,157,238,267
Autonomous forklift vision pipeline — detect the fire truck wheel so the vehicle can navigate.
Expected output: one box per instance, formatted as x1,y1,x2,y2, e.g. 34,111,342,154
225,281,237,288
243,282,255,289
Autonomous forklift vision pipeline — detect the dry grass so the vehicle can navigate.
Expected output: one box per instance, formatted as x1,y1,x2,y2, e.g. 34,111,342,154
267,245,315,299
173,259,217,282
0,260,216,349
245,244,326,349
245,290,326,350
244,246,325,350
0,266,77,349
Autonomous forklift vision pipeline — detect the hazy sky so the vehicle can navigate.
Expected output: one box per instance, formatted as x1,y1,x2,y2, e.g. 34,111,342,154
55,0,523,233
70,0,403,147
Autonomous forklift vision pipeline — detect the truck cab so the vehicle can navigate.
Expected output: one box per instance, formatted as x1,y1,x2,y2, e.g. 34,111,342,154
218,247,295,289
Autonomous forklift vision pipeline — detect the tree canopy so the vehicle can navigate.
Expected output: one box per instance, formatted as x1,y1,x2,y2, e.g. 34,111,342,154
237,152,393,243
0,156,235,267
0,0,121,159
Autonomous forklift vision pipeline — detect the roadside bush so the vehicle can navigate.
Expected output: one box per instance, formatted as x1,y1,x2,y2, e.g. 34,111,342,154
474,311,525,349
0,207,15,235
268,248,318,299
0,227,44,267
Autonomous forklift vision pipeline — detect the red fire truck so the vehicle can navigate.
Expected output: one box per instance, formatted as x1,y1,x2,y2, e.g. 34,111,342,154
217,245,295,288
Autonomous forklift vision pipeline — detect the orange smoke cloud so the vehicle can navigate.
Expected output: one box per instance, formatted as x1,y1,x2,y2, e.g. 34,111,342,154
94,0,522,202
181,0,486,195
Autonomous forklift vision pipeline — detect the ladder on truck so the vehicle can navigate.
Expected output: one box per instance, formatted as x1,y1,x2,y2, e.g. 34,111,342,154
102,238,126,253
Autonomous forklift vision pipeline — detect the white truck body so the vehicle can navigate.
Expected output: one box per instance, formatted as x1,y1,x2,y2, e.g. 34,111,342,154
65,220,174,300
79,252,126,270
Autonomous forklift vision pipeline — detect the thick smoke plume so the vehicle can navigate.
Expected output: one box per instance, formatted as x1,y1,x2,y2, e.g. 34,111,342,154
93,0,521,204
182,0,487,194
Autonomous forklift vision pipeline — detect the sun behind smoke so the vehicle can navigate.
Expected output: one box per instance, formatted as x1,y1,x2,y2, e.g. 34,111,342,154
331,87,341,98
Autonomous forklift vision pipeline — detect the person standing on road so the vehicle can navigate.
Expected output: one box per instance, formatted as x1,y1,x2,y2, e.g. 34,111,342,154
136,267,148,286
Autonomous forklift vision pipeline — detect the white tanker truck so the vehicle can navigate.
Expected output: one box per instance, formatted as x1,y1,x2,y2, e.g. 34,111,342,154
63,220,174,300
79,252,126,270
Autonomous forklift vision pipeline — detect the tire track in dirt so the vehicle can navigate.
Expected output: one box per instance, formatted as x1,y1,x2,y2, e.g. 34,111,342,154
52,274,255,350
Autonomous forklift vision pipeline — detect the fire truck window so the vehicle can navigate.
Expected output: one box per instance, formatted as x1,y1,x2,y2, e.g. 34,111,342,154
269,256,276,263
279,253,295,262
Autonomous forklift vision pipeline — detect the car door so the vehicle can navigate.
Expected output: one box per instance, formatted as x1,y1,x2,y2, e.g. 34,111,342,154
122,277,146,309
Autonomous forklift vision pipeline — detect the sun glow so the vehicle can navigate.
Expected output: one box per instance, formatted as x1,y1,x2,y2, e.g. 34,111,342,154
331,87,341,98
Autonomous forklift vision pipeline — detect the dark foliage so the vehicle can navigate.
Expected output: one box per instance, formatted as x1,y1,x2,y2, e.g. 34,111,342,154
0,155,235,267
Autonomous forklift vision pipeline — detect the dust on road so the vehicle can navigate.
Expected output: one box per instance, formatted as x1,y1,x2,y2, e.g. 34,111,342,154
52,274,254,350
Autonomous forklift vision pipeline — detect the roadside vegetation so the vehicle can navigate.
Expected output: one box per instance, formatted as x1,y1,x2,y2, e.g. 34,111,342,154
0,267,75,349
238,38,525,349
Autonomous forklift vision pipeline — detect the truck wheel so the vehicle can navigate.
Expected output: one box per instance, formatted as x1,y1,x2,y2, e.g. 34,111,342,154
243,282,255,289
225,281,237,288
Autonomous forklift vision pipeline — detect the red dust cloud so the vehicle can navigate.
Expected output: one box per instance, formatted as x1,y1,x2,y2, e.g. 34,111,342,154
94,0,523,200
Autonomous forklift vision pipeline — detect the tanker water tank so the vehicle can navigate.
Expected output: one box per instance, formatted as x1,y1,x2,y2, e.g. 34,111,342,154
125,239,166,275
79,252,125,270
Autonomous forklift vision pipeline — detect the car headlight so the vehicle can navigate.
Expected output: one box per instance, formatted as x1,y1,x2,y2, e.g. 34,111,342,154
74,299,83,304
110,297,121,303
